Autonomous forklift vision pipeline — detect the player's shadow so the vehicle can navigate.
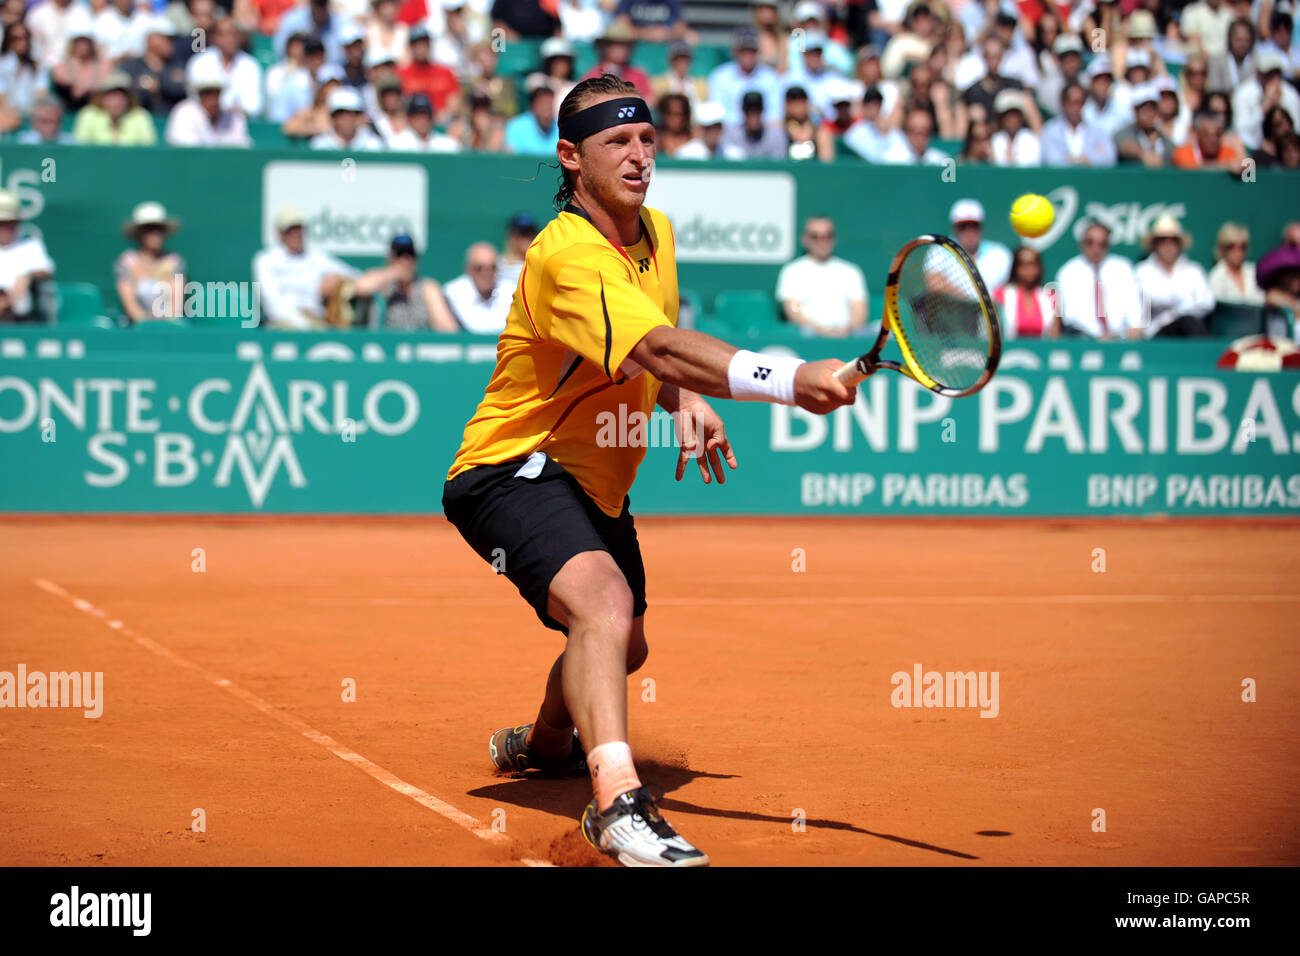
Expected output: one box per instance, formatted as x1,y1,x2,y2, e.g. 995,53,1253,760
466,757,979,861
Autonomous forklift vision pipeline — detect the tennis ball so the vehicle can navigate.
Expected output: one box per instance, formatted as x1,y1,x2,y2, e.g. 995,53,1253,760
1010,194,1054,238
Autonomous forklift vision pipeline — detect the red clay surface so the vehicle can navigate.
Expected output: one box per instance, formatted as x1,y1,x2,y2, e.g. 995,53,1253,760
1,518,1297,866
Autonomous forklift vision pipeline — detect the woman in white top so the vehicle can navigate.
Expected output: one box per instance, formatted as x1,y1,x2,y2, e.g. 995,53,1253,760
990,89,1041,167
1207,222,1266,305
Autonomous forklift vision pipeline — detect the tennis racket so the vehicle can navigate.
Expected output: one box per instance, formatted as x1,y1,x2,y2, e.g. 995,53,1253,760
834,234,1001,397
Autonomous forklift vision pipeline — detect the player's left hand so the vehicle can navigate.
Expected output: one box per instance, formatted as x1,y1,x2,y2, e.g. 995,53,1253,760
674,398,737,485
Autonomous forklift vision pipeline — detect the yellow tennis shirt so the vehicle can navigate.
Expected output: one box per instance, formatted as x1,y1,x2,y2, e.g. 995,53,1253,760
447,204,680,517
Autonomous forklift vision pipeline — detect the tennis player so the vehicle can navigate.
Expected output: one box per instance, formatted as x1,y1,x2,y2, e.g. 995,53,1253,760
443,75,856,867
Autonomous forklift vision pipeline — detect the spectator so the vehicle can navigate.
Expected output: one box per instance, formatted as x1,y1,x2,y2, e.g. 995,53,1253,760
492,0,560,39
782,85,821,161
370,74,408,142
310,86,384,150
612,0,686,42
15,95,74,143
251,0,297,36
119,16,187,115
443,241,511,334
786,30,841,119
265,34,318,124
988,10,1040,87
789,0,853,77
818,77,863,150
1208,17,1258,91
1153,74,1190,146
505,78,558,154
536,36,577,105
653,39,707,109
776,215,869,338
718,89,786,160
1116,9,1167,79
1037,33,1084,115
1250,103,1298,168
399,24,460,126
751,0,784,70
958,36,1039,140
174,1,218,70
363,233,458,331
1257,9,1298,75
556,0,603,44
958,117,994,163
275,0,343,62
367,0,409,67
1135,215,1215,337
283,63,342,139
842,86,891,161
1173,108,1246,169
1041,81,1117,166
465,44,518,119
1082,55,1128,137
114,201,186,322
339,22,368,89
1233,53,1300,150
1207,222,1265,305
185,17,262,117
498,213,537,288
1120,47,1155,94
881,2,938,80
709,26,782,126
673,98,725,158
388,92,460,150
1115,83,1173,166
165,59,252,146
0,188,55,322
451,89,505,152
73,70,156,144
878,104,950,164
581,21,653,99
28,0,82,70
1274,130,1300,167
0,21,48,122
654,92,692,154
1055,220,1144,339
92,0,145,63
994,246,1058,339
433,0,475,71
887,61,953,138
253,205,400,329
950,198,1011,290
1182,0,1236,58
1257,223,1300,317
990,88,1041,166
854,45,900,119
51,29,110,113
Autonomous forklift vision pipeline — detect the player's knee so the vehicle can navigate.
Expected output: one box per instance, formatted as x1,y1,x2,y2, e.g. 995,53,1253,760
569,574,634,638
626,635,648,674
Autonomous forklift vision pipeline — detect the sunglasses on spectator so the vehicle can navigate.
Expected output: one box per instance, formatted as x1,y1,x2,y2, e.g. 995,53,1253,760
1223,242,1247,250
1083,237,1109,247
805,230,835,239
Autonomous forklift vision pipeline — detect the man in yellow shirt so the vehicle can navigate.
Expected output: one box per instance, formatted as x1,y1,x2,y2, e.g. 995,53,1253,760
443,74,855,867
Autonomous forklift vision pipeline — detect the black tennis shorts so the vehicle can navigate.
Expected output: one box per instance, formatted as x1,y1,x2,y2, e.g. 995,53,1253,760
442,454,647,633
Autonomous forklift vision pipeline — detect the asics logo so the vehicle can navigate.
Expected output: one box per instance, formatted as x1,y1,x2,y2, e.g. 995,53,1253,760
754,367,771,380
617,106,636,118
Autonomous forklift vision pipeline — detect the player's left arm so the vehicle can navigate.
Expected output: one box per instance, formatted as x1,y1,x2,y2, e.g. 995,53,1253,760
656,383,738,484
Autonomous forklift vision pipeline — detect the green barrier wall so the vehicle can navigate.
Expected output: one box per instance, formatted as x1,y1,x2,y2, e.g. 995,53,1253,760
1,328,1296,515
0,144,1294,314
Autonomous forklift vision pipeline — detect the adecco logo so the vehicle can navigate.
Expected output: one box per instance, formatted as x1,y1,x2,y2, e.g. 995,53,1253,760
262,161,428,257
650,170,795,264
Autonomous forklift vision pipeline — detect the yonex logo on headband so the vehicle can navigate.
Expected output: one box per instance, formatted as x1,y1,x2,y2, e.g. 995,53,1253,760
559,96,652,143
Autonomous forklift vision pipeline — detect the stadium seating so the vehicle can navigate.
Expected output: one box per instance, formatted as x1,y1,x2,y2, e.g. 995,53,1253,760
54,282,114,329
712,289,783,339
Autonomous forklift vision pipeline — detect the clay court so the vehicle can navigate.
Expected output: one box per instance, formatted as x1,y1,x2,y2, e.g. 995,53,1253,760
2,517,1297,867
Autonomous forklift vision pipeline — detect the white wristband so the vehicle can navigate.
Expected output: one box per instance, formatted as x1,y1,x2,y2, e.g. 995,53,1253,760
727,350,803,405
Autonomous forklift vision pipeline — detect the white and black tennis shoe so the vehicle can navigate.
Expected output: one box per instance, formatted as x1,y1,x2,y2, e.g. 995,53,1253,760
580,786,709,867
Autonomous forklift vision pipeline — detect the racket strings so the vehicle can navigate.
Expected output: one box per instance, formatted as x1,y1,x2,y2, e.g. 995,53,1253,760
892,244,993,392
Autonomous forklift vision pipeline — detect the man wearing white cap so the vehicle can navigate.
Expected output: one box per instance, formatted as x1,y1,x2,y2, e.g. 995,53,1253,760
310,87,383,150
1232,51,1300,149
1082,54,1129,137
673,99,726,158
1115,82,1172,166
164,57,252,146
949,199,1011,290
1038,33,1086,116
790,0,853,76
990,88,1041,166
785,30,841,117
185,17,264,117
0,189,55,322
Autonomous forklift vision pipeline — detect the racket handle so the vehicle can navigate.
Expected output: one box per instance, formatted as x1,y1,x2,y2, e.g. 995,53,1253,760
834,358,872,386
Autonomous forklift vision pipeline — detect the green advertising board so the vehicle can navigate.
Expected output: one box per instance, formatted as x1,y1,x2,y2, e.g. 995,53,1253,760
1,329,1296,516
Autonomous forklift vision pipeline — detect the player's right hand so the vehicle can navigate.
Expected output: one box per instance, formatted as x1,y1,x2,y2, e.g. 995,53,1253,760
794,360,856,414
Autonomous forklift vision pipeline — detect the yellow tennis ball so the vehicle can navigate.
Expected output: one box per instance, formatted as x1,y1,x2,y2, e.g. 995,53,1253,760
1010,194,1054,238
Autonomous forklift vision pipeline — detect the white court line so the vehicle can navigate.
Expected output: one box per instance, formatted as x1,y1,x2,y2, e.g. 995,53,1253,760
306,594,1300,607
33,578,553,869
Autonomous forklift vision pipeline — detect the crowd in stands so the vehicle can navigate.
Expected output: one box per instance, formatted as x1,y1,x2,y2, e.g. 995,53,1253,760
776,205,1300,338
0,0,1297,166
